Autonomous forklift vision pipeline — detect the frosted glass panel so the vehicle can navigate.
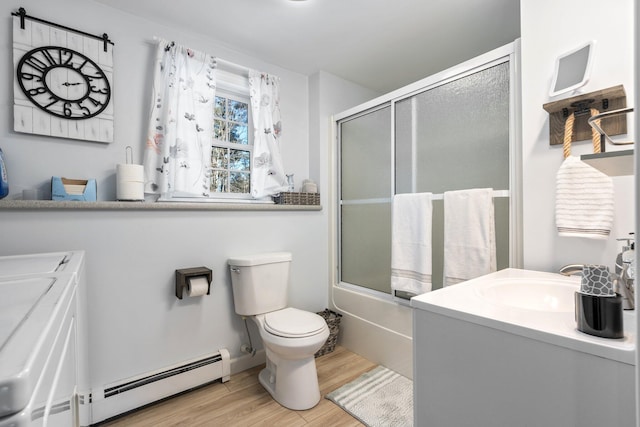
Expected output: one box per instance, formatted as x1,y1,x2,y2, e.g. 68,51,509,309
395,62,510,288
395,63,510,194
340,106,391,200
341,203,391,293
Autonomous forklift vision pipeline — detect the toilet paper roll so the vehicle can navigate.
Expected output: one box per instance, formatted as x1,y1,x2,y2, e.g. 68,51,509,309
117,163,144,181
116,163,144,201
187,276,210,297
117,181,144,201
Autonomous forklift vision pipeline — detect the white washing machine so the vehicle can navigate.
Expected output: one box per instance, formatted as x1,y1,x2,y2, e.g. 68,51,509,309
0,251,86,427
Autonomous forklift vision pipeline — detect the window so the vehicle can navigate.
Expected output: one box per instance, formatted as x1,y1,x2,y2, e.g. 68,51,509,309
211,90,252,198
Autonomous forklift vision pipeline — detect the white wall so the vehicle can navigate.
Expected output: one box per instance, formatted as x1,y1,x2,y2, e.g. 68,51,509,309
0,1,379,418
520,0,635,272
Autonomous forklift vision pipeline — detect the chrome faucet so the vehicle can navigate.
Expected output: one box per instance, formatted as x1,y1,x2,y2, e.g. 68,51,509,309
559,264,585,276
615,235,635,310
615,264,635,310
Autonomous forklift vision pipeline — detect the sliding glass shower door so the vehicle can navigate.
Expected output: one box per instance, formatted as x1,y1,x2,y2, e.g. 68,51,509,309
339,105,392,293
395,62,511,289
338,54,515,295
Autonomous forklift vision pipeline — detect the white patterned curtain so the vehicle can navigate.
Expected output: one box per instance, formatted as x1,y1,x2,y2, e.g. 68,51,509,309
248,71,288,198
143,39,216,196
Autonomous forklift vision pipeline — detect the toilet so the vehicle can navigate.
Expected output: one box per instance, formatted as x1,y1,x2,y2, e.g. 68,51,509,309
228,252,330,410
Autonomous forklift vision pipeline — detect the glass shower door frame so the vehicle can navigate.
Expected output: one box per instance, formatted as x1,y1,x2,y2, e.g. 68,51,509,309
333,41,522,301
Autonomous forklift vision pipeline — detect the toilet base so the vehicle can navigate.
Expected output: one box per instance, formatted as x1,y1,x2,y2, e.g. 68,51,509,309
258,356,321,410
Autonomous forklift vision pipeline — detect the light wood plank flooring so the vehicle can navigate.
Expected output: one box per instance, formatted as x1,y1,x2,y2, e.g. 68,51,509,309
100,346,376,426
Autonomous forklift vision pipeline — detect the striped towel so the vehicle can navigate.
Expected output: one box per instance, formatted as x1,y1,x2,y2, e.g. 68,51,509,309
555,155,614,239
391,193,433,296
443,188,496,286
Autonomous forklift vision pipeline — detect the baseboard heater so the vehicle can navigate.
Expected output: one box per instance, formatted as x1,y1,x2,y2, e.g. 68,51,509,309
91,349,230,424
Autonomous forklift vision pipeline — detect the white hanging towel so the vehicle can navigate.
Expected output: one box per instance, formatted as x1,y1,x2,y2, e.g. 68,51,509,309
391,193,433,295
443,188,496,287
555,155,614,239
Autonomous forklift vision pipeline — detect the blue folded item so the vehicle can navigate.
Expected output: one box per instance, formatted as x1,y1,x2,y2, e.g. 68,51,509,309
51,177,97,201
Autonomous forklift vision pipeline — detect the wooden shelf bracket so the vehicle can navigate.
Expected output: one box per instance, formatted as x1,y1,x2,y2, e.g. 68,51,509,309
542,85,628,146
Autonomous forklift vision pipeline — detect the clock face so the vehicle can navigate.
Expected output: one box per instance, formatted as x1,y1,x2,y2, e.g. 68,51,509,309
17,46,111,120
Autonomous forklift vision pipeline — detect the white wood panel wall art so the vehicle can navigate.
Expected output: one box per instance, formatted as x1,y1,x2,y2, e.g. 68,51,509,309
12,13,114,143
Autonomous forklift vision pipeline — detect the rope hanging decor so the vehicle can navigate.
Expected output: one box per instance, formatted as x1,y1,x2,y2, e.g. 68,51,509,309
589,108,602,154
562,113,575,159
562,108,602,158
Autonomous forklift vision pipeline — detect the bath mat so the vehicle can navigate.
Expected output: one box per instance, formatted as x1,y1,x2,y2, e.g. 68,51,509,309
326,365,413,426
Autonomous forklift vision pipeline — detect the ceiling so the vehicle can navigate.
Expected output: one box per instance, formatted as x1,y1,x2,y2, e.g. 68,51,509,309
93,0,520,93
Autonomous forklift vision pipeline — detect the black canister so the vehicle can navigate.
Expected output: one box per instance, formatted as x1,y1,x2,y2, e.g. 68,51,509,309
575,292,623,339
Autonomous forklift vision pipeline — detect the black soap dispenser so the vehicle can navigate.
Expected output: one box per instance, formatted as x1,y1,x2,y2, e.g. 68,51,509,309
575,265,623,339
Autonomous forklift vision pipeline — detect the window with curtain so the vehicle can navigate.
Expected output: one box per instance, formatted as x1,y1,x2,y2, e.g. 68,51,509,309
143,39,288,202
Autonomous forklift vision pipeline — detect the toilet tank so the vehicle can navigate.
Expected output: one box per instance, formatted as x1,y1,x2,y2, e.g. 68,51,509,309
228,252,292,316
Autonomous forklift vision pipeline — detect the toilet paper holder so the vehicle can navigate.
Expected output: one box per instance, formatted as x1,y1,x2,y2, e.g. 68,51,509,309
175,267,212,299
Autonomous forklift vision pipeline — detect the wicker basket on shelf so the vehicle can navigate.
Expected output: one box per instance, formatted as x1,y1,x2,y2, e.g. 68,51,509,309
272,192,320,205
315,309,342,357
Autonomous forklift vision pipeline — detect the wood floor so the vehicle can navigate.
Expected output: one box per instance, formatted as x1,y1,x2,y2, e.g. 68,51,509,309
100,346,377,426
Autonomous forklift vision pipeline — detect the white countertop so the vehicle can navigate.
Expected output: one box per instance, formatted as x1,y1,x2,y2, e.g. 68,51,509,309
411,268,636,365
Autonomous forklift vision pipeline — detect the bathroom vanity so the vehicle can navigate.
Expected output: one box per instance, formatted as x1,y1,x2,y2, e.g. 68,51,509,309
0,252,86,427
411,268,636,427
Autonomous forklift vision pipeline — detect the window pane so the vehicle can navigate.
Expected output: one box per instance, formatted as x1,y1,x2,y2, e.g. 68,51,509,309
228,100,248,123
211,147,228,168
211,170,228,193
215,96,226,119
229,124,248,144
230,172,250,193
229,149,250,171
210,92,252,197
214,119,227,141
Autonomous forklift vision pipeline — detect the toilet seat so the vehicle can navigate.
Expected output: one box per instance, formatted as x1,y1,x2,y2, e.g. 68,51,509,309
264,307,326,338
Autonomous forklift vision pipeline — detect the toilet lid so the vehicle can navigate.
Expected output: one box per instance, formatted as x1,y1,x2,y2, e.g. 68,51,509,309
264,307,326,338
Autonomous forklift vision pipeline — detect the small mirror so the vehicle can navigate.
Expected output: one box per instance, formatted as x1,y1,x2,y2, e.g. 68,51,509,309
549,41,595,97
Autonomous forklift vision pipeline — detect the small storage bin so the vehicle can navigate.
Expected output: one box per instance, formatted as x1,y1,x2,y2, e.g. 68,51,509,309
315,309,342,357
272,192,320,205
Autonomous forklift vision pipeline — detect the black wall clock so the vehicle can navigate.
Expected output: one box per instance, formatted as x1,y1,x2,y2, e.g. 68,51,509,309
17,46,111,120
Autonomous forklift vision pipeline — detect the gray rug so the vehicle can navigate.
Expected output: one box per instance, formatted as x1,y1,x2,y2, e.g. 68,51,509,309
326,365,413,427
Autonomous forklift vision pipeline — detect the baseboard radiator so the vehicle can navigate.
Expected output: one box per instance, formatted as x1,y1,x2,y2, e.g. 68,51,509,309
90,348,230,424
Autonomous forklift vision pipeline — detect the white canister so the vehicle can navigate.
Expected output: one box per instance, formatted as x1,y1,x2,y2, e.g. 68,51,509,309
302,179,318,193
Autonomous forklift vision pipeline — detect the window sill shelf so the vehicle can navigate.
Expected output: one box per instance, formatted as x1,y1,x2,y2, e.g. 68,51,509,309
0,200,322,211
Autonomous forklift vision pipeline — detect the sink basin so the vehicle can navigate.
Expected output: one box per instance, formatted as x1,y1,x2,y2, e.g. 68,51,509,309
476,278,579,312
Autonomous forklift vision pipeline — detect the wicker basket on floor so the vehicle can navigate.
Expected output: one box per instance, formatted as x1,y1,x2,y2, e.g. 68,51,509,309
315,309,342,357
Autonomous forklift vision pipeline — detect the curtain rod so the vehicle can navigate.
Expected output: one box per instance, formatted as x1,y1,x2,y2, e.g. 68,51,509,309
12,7,113,52
152,36,252,75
